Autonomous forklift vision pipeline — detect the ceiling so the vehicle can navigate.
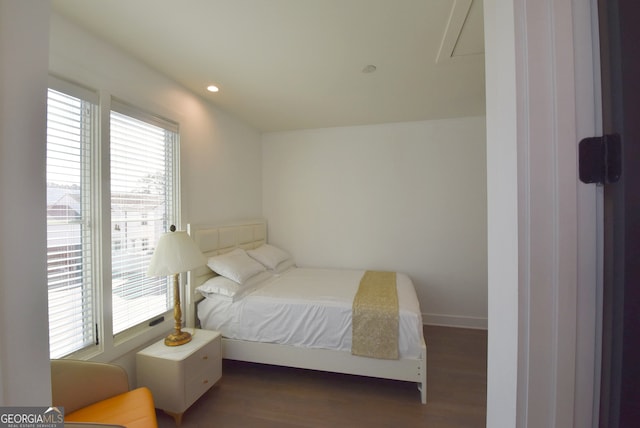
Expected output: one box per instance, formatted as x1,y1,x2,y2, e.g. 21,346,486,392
52,0,485,133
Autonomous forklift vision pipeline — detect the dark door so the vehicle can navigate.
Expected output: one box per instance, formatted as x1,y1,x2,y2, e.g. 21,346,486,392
598,0,640,426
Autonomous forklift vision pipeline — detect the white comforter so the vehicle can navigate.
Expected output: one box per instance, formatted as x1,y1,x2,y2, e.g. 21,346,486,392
197,267,424,359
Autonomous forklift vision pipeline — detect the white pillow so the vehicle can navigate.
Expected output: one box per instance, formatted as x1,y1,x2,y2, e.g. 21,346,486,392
196,275,239,298
196,270,273,302
247,244,293,271
274,258,296,274
207,248,266,284
242,269,273,287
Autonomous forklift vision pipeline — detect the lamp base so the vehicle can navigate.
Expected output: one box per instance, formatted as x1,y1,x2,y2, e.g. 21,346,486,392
164,330,192,346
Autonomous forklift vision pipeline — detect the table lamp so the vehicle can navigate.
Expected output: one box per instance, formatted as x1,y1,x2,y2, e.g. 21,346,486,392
147,225,206,346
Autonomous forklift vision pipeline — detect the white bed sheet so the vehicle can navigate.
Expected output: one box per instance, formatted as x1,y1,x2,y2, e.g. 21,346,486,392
197,267,424,359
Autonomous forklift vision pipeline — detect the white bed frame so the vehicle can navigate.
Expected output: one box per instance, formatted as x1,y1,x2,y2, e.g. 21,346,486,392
186,219,427,404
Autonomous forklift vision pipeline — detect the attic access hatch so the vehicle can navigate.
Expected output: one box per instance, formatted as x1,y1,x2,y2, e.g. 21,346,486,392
437,0,485,63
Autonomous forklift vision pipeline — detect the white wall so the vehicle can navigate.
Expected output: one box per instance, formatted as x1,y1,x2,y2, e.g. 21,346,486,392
49,13,263,229
0,0,52,405
262,117,487,328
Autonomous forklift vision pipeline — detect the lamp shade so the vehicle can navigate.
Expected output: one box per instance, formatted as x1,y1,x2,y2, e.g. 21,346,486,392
147,230,206,276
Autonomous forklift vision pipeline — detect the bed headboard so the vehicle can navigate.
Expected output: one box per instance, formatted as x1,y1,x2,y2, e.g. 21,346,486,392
185,219,266,327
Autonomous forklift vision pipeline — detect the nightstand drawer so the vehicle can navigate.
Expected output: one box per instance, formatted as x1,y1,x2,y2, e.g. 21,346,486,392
185,366,219,405
185,339,220,380
185,341,221,405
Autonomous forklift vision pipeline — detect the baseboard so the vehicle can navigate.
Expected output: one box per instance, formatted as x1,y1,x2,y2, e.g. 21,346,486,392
422,313,488,330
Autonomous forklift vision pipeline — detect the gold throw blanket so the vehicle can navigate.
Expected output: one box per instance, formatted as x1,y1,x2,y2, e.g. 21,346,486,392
351,271,399,360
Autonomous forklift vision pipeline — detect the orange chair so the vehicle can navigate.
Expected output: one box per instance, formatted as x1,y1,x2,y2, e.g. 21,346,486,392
51,359,158,428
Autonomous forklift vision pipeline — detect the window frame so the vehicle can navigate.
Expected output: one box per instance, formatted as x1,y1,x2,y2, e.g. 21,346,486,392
46,76,100,359
46,76,181,361
109,97,181,341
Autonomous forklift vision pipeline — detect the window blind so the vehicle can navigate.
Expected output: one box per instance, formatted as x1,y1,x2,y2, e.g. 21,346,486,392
46,88,97,358
110,103,178,334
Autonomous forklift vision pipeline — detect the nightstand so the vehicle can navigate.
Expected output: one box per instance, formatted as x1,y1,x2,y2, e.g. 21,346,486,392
136,329,222,425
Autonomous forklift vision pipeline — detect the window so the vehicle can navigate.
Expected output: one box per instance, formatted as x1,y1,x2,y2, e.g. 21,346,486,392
110,102,178,334
46,79,179,358
46,85,97,359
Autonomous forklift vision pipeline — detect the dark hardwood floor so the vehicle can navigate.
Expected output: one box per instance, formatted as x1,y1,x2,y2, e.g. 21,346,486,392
156,326,487,428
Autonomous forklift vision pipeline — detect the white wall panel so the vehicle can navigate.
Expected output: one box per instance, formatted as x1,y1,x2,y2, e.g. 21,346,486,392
0,0,52,405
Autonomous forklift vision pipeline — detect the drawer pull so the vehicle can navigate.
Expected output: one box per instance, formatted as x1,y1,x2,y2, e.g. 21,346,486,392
202,355,208,360
203,379,209,384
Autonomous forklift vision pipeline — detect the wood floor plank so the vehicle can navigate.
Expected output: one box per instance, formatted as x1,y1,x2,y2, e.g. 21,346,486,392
156,326,487,428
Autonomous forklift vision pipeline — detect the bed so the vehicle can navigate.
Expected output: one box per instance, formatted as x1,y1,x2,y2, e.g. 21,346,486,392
186,220,427,404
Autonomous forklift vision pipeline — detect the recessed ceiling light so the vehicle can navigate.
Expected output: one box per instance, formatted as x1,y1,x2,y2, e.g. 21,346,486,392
362,64,377,74
207,85,219,93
